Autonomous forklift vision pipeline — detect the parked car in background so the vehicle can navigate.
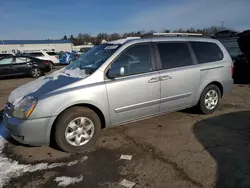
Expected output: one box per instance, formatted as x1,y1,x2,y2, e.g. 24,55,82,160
216,30,250,81
22,51,59,69
3,34,233,153
0,55,51,78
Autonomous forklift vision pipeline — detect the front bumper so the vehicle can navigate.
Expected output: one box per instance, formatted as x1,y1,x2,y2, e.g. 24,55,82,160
3,110,56,146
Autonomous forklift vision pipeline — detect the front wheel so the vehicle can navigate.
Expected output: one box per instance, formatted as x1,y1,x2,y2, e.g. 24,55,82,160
30,68,42,78
197,84,221,114
54,107,101,153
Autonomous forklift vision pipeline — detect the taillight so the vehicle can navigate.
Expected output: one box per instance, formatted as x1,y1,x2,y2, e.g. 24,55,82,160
44,61,49,65
55,55,59,59
231,61,234,77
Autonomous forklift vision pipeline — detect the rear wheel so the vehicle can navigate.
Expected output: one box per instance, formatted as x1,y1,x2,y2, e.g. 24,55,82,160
48,62,53,70
198,84,221,114
54,107,101,153
30,68,42,78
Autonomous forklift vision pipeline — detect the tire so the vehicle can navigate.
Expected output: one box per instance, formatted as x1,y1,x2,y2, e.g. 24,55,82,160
49,62,53,70
54,107,101,153
198,84,221,114
30,68,42,78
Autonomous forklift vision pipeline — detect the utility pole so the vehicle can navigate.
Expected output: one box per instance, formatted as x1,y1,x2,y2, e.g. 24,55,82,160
221,21,224,29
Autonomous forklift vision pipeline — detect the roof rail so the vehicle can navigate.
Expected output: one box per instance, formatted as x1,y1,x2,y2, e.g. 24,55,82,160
141,32,203,38
153,32,202,36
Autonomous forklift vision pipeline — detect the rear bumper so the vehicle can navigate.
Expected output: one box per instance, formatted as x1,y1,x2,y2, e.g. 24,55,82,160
222,79,234,95
3,110,56,146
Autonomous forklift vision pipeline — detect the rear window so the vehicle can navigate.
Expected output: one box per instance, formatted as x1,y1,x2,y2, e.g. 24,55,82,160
27,52,44,57
46,52,57,56
191,42,224,64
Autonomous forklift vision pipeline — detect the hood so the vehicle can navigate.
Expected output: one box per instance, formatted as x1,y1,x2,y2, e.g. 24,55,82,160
8,67,89,106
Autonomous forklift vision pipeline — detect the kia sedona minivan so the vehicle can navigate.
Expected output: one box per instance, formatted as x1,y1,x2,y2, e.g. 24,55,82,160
3,33,233,153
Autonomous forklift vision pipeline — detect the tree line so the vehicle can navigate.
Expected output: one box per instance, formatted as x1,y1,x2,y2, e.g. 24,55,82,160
62,26,227,45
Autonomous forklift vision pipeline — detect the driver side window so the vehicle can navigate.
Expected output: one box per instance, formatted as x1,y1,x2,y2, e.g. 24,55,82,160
109,44,152,78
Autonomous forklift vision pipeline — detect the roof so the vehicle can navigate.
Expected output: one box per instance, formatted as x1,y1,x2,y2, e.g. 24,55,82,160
0,40,72,45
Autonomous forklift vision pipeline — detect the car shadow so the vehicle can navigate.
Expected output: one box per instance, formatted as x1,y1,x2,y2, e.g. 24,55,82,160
193,111,250,188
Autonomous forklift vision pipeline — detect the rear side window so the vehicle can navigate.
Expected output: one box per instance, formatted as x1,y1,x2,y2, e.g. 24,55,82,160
29,52,44,57
46,52,57,56
157,43,193,69
191,42,224,64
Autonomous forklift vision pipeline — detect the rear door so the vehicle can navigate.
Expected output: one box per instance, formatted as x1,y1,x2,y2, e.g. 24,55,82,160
0,57,14,76
154,42,201,112
12,57,32,74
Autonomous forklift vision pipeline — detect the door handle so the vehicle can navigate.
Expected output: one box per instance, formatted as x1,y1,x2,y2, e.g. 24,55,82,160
148,77,160,83
161,75,172,81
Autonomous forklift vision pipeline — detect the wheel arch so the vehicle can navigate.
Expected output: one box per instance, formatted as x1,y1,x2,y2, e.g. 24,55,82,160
195,81,224,106
49,103,107,145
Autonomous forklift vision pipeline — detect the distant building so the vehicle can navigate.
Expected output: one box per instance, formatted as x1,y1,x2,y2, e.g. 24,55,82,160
0,40,73,53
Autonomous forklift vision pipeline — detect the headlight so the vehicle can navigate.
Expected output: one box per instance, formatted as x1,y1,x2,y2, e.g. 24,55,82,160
12,96,38,119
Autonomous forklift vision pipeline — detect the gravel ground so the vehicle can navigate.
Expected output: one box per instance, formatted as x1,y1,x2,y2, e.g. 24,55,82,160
0,69,250,188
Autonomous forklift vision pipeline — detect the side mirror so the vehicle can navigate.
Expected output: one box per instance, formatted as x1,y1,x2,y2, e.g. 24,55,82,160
107,66,125,79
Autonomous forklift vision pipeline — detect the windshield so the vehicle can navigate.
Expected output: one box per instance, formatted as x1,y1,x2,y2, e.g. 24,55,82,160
65,44,120,73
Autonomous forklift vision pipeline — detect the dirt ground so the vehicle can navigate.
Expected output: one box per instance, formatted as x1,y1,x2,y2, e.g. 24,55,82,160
0,68,250,188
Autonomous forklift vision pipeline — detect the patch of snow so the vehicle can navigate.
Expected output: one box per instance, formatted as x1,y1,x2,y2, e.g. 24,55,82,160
0,124,87,188
54,175,83,187
119,179,136,188
62,68,88,79
107,37,140,45
120,155,132,160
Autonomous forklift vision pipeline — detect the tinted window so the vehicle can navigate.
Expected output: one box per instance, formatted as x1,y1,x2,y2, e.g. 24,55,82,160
109,44,152,77
191,42,224,63
157,43,193,69
29,52,44,57
46,52,57,56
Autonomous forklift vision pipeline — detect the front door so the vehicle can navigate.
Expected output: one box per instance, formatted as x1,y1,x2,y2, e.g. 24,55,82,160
105,43,161,125
0,57,14,76
155,42,200,112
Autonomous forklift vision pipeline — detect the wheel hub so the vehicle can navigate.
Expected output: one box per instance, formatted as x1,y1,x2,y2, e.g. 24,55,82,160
65,117,94,146
205,89,218,110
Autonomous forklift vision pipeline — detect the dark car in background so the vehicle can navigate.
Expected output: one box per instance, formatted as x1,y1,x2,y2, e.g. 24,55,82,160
214,30,250,82
0,55,51,78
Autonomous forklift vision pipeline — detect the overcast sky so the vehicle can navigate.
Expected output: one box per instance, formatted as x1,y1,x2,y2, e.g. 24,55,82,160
1,0,249,39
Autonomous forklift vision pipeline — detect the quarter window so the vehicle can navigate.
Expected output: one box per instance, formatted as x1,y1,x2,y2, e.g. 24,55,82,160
191,42,224,63
157,43,193,69
109,44,153,78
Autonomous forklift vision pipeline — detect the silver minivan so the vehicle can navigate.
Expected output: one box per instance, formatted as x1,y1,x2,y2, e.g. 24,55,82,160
3,34,234,153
